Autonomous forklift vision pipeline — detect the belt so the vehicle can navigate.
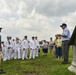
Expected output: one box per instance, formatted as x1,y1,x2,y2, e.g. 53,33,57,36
62,40,69,42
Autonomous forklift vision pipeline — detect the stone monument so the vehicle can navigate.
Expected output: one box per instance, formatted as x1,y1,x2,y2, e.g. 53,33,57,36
68,26,76,73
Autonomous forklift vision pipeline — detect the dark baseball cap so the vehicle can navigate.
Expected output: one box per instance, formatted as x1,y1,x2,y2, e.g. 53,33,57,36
60,23,67,27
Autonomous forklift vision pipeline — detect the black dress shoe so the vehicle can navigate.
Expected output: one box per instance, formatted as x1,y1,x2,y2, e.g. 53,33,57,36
0,69,6,74
61,61,68,64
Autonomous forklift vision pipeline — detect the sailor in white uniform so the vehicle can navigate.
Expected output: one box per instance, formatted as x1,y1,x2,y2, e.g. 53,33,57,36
4,37,13,61
35,37,40,57
29,37,36,59
11,39,15,59
14,37,21,59
9,37,14,59
21,36,29,60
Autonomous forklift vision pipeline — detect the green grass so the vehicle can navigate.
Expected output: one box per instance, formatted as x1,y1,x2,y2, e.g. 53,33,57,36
1,47,76,75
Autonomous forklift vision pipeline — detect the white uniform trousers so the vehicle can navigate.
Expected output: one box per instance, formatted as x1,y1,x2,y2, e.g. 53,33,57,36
22,49,25,60
17,48,21,59
11,49,14,59
2,48,7,61
35,48,39,57
6,48,12,60
14,49,17,59
14,48,21,59
25,49,28,59
22,49,28,60
29,49,36,59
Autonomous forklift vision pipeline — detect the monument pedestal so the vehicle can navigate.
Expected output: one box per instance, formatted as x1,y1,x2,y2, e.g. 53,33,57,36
68,26,76,73
68,62,76,73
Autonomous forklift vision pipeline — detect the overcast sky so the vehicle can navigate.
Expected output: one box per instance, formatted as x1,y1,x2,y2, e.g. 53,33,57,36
0,0,76,41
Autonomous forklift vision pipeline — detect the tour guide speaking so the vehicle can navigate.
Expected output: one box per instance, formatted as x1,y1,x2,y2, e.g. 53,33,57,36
56,23,70,64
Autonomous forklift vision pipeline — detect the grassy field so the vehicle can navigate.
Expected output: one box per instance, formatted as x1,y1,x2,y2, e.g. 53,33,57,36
1,46,76,75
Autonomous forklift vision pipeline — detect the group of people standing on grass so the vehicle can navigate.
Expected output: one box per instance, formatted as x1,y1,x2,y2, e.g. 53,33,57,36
42,23,70,64
1,36,40,61
1,23,70,64
42,36,62,59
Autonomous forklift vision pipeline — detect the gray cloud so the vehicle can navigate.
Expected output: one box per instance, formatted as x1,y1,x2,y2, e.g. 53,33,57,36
36,0,76,17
